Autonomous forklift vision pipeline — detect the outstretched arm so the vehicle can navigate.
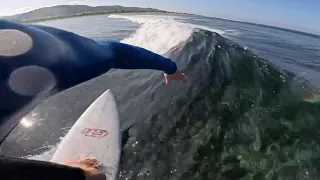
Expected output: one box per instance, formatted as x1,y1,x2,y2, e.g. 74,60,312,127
0,21,187,146
105,41,177,74
105,41,188,84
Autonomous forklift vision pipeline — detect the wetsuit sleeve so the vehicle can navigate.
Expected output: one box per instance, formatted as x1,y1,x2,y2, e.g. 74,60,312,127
111,42,178,75
0,156,86,180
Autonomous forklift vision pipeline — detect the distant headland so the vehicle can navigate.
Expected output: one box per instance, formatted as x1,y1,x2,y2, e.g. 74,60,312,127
1,5,170,23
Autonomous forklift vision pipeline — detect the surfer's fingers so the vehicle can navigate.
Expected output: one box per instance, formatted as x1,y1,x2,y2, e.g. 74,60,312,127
182,77,188,84
165,78,169,85
84,158,99,165
178,74,188,84
76,157,99,167
93,163,102,170
79,156,97,161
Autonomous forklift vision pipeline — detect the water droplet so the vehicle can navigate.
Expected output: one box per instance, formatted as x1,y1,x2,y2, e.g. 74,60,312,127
132,141,139,147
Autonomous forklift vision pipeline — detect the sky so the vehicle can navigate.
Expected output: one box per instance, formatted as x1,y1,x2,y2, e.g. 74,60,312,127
1,0,320,34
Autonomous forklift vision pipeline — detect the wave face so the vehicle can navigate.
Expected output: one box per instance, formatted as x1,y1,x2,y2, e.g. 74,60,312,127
108,15,320,180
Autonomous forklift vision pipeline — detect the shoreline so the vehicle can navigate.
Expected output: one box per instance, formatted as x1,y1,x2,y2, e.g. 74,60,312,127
21,11,172,23
15,11,319,37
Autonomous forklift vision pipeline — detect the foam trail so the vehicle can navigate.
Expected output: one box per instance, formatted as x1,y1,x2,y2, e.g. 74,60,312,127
224,29,240,36
109,14,225,55
25,145,57,161
25,132,71,161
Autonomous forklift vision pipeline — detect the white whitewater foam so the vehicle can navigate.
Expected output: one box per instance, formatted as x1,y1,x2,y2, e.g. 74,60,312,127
25,145,57,161
109,14,194,55
25,135,69,161
25,126,72,161
224,29,240,36
109,14,225,55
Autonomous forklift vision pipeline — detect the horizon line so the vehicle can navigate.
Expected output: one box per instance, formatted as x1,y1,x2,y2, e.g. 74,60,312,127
1,4,319,36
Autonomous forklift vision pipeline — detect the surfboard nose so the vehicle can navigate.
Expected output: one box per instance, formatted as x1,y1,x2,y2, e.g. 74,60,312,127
50,89,121,180
103,89,117,105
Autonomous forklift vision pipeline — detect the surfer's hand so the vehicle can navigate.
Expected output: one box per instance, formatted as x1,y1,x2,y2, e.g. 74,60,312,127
64,158,106,180
164,69,188,85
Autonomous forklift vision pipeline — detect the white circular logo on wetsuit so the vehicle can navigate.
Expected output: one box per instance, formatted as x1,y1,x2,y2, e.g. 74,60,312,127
0,29,33,57
8,66,55,96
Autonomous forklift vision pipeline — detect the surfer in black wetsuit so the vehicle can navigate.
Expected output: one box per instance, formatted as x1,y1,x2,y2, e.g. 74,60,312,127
0,20,188,180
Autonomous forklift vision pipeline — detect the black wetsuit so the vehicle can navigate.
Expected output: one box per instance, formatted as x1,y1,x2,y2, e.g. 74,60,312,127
0,156,86,180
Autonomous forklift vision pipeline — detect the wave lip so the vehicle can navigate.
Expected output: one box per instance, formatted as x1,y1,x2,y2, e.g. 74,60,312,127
108,14,226,55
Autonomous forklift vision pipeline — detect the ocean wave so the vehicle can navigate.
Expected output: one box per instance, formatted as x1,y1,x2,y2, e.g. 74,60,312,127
23,15,320,179
117,28,319,179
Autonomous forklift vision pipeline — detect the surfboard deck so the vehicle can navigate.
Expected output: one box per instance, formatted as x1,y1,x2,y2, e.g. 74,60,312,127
51,89,121,180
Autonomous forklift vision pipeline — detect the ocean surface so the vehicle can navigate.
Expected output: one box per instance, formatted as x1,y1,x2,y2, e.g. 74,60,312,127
1,13,320,179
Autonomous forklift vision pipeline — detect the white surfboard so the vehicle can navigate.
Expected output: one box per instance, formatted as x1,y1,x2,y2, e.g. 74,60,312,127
51,89,121,180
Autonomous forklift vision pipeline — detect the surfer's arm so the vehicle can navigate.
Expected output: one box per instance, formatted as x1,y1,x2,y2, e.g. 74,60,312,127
0,156,86,180
109,42,178,74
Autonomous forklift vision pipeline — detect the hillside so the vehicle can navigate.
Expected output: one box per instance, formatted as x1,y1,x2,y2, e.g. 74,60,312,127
2,5,166,22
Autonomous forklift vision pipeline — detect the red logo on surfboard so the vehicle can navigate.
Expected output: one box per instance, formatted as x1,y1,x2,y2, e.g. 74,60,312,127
81,128,108,138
